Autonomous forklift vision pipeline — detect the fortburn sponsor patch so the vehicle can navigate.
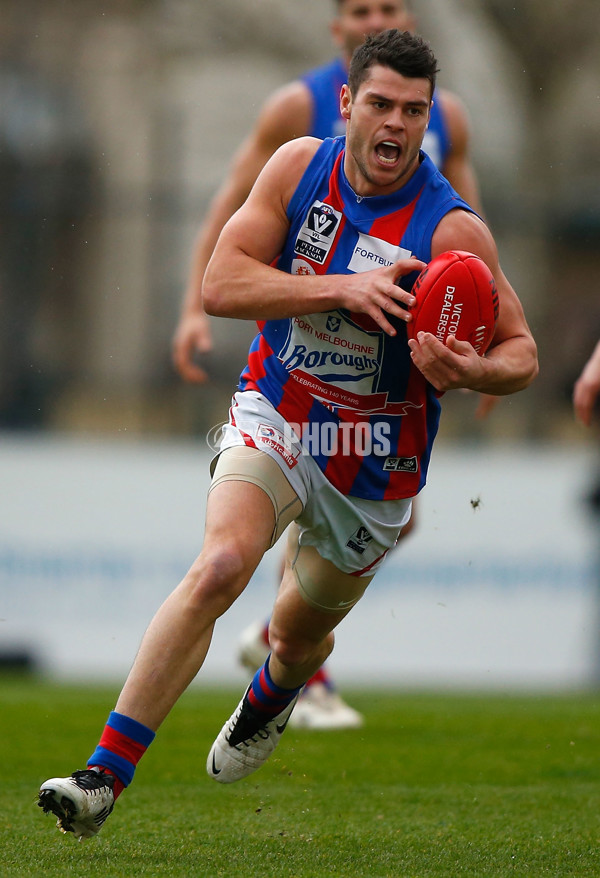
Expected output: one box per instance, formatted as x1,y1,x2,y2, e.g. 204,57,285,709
348,234,412,274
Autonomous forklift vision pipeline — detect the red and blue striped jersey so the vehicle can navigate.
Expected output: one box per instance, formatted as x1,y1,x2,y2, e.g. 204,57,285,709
301,58,451,169
239,137,475,500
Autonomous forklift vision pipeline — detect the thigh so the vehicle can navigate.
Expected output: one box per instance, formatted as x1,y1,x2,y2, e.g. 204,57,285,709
210,445,303,547
286,523,374,614
201,478,277,585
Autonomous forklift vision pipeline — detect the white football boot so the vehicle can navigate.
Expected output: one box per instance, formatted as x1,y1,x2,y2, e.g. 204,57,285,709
207,687,299,784
38,768,115,840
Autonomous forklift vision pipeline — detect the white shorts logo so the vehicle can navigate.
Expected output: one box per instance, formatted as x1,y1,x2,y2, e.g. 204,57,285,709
256,423,300,469
346,525,374,555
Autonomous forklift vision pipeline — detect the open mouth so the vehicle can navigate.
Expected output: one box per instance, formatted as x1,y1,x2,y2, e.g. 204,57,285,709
375,141,401,165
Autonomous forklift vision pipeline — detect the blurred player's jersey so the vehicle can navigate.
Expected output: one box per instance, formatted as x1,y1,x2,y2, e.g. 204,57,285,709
239,137,474,500
301,57,450,169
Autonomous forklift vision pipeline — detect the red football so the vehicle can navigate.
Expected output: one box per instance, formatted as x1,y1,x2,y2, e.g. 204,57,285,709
408,250,499,356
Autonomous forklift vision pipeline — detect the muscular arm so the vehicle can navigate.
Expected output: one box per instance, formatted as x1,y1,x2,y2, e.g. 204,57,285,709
439,91,507,415
408,210,538,395
172,80,314,381
203,138,422,333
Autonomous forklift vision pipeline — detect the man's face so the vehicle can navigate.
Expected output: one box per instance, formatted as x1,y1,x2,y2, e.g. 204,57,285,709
341,64,431,196
332,0,414,61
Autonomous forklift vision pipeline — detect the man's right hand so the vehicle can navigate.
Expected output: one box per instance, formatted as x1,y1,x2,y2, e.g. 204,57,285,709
338,257,425,337
172,311,213,383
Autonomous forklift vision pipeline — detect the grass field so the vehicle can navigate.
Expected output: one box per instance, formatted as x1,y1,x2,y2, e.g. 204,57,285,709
2,674,600,877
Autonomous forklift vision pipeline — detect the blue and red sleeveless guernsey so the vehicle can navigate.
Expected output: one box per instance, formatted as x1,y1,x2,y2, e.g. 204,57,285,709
301,57,451,169
239,137,475,500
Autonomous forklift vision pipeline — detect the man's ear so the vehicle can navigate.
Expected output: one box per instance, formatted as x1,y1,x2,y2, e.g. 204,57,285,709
340,84,352,120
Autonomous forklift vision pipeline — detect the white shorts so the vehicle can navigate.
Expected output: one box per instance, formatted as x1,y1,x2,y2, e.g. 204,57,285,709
216,391,412,576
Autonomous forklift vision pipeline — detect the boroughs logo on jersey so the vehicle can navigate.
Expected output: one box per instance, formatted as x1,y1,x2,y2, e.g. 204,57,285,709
280,312,381,384
282,345,379,382
277,312,422,414
348,234,412,274
295,201,342,264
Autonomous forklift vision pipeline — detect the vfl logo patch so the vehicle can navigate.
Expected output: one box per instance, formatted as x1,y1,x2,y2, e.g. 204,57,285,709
346,525,373,555
295,201,342,265
326,315,341,333
383,456,418,473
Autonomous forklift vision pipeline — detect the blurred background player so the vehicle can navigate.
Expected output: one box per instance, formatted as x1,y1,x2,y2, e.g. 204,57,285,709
172,0,483,729
573,339,600,507
574,341,600,428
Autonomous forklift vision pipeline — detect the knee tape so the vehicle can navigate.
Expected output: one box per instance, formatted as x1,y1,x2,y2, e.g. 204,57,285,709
210,446,302,547
290,538,373,614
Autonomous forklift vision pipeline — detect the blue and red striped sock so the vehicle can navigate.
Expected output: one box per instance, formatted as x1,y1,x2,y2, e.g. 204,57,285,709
247,654,303,718
87,711,155,800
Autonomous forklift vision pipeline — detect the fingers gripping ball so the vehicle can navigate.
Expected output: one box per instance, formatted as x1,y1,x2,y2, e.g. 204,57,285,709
408,251,499,355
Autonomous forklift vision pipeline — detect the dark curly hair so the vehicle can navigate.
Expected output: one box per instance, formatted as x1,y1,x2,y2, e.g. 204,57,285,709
348,29,438,99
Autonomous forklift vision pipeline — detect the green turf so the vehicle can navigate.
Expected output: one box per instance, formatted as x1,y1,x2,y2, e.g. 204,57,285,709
3,675,600,877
